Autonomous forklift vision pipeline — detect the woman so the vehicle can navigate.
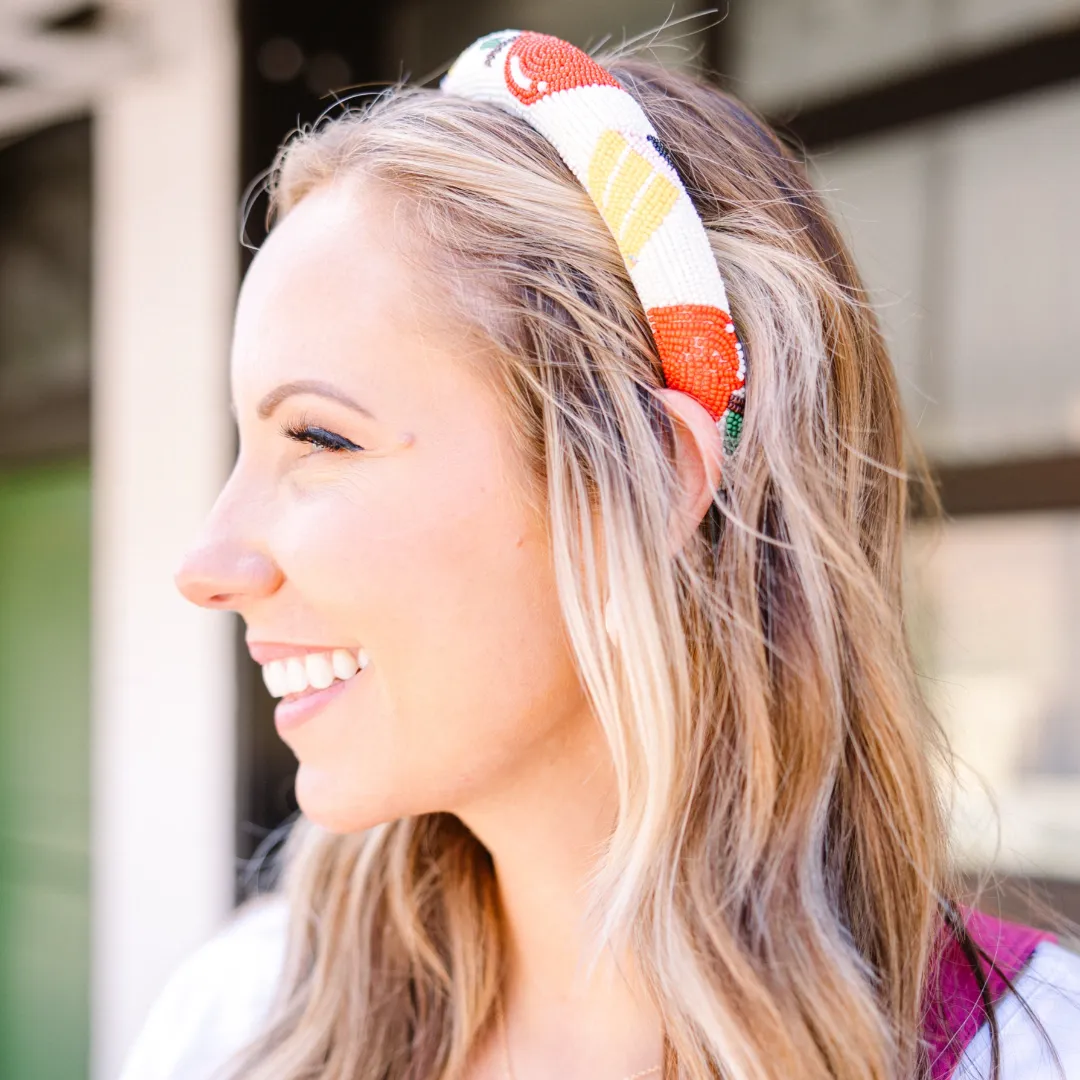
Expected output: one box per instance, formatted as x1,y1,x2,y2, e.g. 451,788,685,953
124,30,1079,1080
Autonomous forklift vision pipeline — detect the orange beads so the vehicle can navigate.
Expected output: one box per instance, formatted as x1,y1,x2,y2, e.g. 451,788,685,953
504,32,620,106
647,304,744,421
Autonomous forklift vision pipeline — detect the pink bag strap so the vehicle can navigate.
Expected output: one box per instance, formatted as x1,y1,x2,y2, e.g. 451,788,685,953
923,908,1055,1079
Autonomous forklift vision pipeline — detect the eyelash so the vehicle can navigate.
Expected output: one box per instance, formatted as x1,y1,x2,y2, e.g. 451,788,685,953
280,419,363,454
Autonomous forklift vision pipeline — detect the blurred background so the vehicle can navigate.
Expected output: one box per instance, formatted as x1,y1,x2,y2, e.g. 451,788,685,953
0,0,1077,1076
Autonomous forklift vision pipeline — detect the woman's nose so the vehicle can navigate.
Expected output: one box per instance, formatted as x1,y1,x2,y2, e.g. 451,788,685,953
174,542,284,611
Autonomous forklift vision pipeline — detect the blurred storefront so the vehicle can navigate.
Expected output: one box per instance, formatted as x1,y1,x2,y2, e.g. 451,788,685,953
0,1,1077,1076
0,111,92,1078
739,0,1080,898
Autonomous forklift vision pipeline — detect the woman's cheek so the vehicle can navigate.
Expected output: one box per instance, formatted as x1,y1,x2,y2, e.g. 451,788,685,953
272,476,434,622
271,480,376,594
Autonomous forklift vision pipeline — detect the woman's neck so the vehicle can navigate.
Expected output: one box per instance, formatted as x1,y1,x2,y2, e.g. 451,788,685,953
456,717,665,1078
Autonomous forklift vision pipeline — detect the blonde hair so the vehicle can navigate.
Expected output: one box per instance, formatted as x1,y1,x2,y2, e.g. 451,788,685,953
226,49,955,1080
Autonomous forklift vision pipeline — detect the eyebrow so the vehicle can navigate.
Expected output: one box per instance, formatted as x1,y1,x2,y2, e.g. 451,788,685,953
255,380,377,420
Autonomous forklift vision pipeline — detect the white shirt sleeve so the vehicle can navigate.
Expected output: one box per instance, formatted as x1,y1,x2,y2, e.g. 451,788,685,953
117,898,289,1080
956,941,1080,1079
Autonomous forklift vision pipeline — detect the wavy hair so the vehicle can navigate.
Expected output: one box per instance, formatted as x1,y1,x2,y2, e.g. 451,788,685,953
223,47,957,1080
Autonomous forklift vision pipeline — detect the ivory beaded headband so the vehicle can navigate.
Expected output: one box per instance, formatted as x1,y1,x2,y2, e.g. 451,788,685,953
440,29,747,452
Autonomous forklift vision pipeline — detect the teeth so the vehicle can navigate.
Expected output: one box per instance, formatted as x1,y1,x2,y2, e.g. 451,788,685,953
262,659,288,697
260,647,368,700
305,652,335,690
284,657,309,695
331,648,359,681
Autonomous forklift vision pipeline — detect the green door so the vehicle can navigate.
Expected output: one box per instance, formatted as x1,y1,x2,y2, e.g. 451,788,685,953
0,460,91,1078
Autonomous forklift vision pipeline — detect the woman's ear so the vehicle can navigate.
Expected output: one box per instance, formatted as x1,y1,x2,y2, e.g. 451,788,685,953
656,387,724,557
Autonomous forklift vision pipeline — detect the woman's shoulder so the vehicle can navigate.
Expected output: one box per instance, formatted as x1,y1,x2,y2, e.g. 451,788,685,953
118,896,289,1080
957,940,1080,1078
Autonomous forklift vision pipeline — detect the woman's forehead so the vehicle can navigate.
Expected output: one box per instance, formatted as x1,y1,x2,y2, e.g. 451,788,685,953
239,185,405,326
232,190,417,376
228,184,494,424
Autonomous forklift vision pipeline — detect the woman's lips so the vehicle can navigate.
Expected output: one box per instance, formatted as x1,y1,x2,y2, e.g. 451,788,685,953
246,640,365,664
273,668,364,733
245,641,370,733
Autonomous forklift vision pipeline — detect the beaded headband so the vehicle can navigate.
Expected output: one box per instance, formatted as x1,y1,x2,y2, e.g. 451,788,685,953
440,30,746,452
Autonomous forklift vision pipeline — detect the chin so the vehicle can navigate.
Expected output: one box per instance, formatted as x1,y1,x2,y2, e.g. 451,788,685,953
293,762,407,834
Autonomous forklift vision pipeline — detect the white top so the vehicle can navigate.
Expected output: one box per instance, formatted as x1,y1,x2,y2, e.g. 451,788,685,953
120,902,1080,1080
957,939,1080,1078
118,899,289,1080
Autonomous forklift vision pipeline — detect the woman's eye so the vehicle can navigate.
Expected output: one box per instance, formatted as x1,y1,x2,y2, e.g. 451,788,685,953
281,421,363,454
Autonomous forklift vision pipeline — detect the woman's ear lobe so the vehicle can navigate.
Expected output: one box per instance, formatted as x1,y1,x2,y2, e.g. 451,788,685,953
655,387,724,557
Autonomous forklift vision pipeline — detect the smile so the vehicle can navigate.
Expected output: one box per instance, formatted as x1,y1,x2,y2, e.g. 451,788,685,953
261,647,370,700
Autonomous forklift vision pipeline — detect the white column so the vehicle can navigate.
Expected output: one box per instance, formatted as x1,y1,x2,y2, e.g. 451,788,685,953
90,1,239,1077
